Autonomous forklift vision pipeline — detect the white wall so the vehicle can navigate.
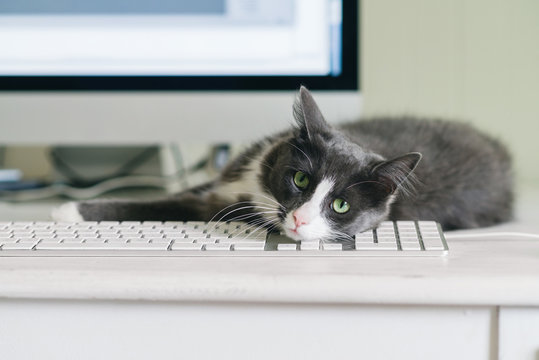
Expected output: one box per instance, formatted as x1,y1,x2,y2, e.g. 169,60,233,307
361,0,539,183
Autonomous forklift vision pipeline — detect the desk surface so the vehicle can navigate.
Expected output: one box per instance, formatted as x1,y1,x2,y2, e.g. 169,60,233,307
0,185,538,307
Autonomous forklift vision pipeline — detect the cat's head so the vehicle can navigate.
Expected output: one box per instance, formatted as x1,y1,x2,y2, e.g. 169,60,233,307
260,86,421,242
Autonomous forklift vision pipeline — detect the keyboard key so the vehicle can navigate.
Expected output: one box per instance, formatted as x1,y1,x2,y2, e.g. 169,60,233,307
400,242,421,250
422,236,445,250
376,228,395,234
300,241,320,250
80,238,105,243
185,221,207,228
204,243,231,251
233,243,265,251
39,237,61,243
117,242,169,250
355,243,397,250
12,231,34,237
1,242,37,250
182,229,207,235
142,221,163,226
209,234,233,241
417,220,438,228
169,238,194,243
76,232,99,238
36,242,91,250
396,221,416,228
119,230,141,235
141,229,163,235
54,231,76,237
250,233,268,240
376,235,397,243
120,221,142,226
33,231,54,236
60,238,84,243
277,244,297,251
100,233,121,239
171,243,204,251
322,243,342,251
163,229,182,237
97,221,120,226
218,238,260,245
163,221,185,227
149,238,172,245
355,232,374,243
399,235,418,243
144,236,166,242
193,238,216,244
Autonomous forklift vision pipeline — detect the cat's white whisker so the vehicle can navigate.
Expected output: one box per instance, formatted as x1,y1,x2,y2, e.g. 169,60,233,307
205,201,269,233
237,201,280,211
345,180,386,190
230,216,280,241
225,211,280,224
241,216,279,234
325,220,355,242
211,205,277,225
243,216,279,232
242,155,274,171
207,200,275,222
230,191,285,210
207,201,257,223
285,141,313,170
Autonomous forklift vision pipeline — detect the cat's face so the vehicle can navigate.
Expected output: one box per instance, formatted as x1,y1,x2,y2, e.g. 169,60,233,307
259,87,421,242
261,130,394,242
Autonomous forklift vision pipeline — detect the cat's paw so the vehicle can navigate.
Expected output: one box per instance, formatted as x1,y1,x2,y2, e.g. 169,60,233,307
51,202,84,222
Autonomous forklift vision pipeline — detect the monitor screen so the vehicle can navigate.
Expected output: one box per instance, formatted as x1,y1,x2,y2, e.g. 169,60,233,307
0,0,357,90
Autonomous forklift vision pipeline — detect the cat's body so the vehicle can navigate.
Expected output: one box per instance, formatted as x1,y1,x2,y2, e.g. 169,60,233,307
53,87,513,241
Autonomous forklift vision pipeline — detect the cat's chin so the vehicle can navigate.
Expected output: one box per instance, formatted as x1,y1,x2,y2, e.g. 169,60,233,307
283,227,325,242
283,228,303,242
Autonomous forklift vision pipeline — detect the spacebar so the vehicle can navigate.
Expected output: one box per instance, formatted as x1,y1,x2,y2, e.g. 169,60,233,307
35,243,169,250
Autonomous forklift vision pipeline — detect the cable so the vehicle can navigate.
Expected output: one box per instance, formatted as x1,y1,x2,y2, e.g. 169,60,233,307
1,145,226,202
49,145,217,188
0,150,219,202
170,143,189,189
0,175,175,202
49,146,160,187
0,146,6,167
444,232,539,240
112,147,160,178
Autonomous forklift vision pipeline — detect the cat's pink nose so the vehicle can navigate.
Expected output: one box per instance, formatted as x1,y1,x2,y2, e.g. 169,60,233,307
293,211,308,228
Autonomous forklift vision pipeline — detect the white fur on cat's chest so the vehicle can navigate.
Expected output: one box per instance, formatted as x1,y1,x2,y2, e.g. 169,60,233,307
213,151,279,218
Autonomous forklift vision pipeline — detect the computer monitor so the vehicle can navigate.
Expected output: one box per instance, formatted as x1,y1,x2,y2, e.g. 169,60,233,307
0,0,360,144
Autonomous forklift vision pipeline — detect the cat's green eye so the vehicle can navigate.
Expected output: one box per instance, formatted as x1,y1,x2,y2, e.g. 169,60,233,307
293,171,309,189
332,198,350,214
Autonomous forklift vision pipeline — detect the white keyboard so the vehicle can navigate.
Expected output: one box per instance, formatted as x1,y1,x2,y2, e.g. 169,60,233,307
0,220,448,257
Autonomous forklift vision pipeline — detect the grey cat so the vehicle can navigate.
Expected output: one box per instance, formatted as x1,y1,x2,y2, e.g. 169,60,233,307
53,86,513,241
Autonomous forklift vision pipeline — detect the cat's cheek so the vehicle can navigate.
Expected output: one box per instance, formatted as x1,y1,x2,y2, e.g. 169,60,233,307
300,222,332,241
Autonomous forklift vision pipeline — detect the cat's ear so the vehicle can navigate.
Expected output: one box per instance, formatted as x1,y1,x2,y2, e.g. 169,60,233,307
293,85,331,139
371,152,422,195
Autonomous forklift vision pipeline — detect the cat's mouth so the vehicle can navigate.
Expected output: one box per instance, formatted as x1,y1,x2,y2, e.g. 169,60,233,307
282,225,303,241
283,225,321,242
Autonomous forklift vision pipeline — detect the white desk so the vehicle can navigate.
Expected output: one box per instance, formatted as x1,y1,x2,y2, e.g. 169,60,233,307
0,186,538,360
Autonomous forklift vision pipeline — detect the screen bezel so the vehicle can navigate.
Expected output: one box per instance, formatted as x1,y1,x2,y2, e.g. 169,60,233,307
0,0,358,91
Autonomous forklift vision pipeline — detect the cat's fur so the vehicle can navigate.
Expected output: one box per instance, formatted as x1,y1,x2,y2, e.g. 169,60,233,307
53,86,513,241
